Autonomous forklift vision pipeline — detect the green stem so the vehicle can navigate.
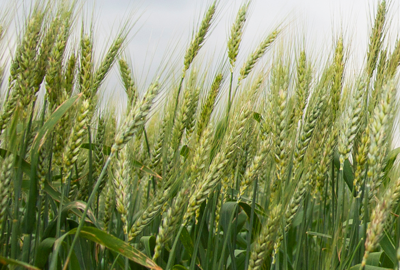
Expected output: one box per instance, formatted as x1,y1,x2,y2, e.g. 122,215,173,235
88,125,93,197
217,203,237,270
62,154,114,270
11,120,27,260
172,76,185,123
143,127,151,158
227,71,234,116
244,178,257,270
166,225,184,270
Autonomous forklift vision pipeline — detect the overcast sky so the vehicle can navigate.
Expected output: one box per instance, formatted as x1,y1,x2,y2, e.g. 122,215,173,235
91,0,398,70
1,0,399,113
86,0,398,102
3,0,398,80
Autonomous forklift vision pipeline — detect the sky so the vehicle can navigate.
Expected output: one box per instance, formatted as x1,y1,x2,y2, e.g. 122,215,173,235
86,0,398,109
0,0,399,114
90,0,396,71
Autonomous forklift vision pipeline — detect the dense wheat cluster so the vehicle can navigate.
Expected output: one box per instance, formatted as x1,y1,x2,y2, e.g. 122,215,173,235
1,0,400,269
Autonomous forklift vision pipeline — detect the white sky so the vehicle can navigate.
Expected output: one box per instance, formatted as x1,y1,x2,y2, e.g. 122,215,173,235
1,0,399,115
83,0,400,86
92,0,397,67
89,0,398,108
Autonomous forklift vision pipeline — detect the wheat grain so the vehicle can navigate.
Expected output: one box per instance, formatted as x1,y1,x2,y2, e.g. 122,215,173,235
228,2,249,70
183,2,216,74
112,81,160,153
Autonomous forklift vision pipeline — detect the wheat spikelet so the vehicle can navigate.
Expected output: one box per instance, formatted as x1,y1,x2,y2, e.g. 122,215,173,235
316,126,338,197
239,138,270,197
79,34,94,100
354,128,370,198
129,184,172,240
367,81,396,203
53,93,73,169
46,17,72,111
51,54,77,168
150,112,169,181
93,117,106,192
15,11,45,110
373,49,388,94
171,76,194,150
93,36,125,95
239,29,279,82
292,92,325,174
183,123,214,224
113,145,131,237
189,125,214,194
361,175,400,266
63,53,77,97
338,77,365,168
331,37,344,118
196,73,223,140
386,39,400,78
62,99,90,185
295,51,312,121
183,151,227,225
185,86,200,138
0,154,13,231
153,184,187,260
221,103,251,194
249,204,281,270
119,58,137,108
164,86,193,180
270,62,290,197
183,1,216,73
228,2,249,70
103,178,114,231
112,81,160,153
33,15,61,93
366,0,387,78
0,90,18,134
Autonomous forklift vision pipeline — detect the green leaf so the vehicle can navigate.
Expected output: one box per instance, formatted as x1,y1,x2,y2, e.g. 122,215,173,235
366,252,384,266
35,238,56,268
386,147,400,161
179,226,195,260
0,256,40,270
253,112,262,122
349,265,390,270
365,250,393,267
61,201,99,227
51,226,162,270
41,182,100,229
31,94,82,160
140,235,156,258
172,265,189,270
239,201,261,239
334,152,355,195
81,143,111,155
383,147,400,178
78,227,161,269
220,202,238,232
0,148,31,175
180,145,190,158
380,230,397,265
132,159,162,179
23,94,82,234
306,231,332,239
226,249,246,269
82,142,161,179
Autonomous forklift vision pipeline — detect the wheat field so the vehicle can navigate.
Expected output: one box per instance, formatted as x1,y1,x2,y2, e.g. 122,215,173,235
0,0,399,269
